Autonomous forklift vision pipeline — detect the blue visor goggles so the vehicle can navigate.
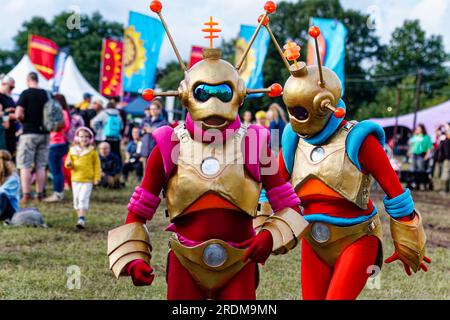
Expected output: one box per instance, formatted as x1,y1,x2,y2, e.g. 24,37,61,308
194,83,233,103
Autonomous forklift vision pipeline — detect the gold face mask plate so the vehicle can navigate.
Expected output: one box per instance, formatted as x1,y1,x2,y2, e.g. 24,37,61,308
283,66,342,138
178,54,247,127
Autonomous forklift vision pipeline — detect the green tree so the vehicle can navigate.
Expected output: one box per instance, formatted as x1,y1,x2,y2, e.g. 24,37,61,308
355,20,449,120
0,50,15,75
158,0,382,117
155,61,185,92
11,12,123,89
376,20,448,89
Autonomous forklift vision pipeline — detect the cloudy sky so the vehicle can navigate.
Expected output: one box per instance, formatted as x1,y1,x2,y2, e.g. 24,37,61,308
1,0,449,67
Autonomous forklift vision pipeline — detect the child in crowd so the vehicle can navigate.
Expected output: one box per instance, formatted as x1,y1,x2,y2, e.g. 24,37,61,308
0,150,20,223
64,127,100,229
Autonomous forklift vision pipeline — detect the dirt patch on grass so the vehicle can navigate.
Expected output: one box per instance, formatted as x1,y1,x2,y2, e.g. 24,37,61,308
424,223,450,248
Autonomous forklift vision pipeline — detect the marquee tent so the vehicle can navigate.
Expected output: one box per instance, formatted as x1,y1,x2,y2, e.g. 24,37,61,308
57,56,107,105
370,100,450,136
7,55,107,106
7,55,52,98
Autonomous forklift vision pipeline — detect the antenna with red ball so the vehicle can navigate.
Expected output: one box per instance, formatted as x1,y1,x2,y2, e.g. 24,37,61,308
150,1,187,72
323,101,346,119
247,83,283,97
236,1,278,71
142,88,179,102
258,2,291,73
309,26,325,88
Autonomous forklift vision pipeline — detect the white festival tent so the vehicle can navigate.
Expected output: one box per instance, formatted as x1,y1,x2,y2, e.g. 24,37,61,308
7,55,53,96
58,56,108,105
7,55,107,105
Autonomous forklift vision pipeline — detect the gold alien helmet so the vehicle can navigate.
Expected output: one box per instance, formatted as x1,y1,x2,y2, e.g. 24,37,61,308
261,22,346,138
142,1,283,130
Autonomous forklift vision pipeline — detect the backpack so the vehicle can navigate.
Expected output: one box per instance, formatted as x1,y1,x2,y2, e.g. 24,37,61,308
9,207,48,228
43,91,64,132
103,111,121,138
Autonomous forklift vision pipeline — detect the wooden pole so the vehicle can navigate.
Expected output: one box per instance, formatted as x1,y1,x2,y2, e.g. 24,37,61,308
392,84,401,154
412,69,422,131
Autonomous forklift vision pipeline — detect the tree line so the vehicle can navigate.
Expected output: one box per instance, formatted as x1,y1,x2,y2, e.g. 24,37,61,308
0,0,448,119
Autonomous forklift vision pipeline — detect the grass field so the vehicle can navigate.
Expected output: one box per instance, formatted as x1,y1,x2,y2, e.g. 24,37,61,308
0,178,449,300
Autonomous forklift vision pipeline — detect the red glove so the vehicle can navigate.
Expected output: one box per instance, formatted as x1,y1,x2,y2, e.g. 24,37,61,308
127,259,155,286
237,230,273,265
385,252,431,276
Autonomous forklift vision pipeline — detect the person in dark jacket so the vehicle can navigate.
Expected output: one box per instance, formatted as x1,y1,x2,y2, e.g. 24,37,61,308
139,100,168,160
437,128,450,193
98,142,122,189
122,127,143,182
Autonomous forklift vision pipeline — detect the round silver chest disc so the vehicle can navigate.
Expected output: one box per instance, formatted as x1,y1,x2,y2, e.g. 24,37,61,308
203,243,228,267
311,222,330,243
201,157,220,176
310,147,325,162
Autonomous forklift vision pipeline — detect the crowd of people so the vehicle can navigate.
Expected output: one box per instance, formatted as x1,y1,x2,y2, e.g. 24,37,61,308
431,124,450,193
405,123,450,193
0,72,169,228
0,71,447,229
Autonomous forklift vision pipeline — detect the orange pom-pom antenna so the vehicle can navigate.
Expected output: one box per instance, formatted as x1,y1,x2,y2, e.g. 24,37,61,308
150,0,162,13
283,41,301,68
268,83,283,97
202,16,221,49
264,1,277,14
142,89,155,102
334,108,346,119
309,26,321,39
258,14,269,26
309,25,325,87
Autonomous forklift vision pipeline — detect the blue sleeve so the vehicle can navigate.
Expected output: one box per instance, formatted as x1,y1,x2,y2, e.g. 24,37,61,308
383,189,415,219
126,142,133,154
0,174,20,211
281,123,299,175
346,121,385,171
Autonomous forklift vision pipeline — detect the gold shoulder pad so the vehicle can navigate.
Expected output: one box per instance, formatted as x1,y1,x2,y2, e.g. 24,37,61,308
107,223,152,278
390,210,427,273
261,207,309,255
253,202,272,233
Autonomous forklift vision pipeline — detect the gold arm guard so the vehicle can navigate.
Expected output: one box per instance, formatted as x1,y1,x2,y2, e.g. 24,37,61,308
390,210,427,273
261,207,309,255
253,202,272,232
107,223,152,278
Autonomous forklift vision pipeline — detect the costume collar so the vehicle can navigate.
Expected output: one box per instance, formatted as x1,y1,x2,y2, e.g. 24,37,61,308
185,113,242,142
304,99,347,146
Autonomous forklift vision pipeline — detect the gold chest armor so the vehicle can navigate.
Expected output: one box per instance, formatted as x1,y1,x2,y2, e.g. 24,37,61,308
291,121,372,210
165,125,262,221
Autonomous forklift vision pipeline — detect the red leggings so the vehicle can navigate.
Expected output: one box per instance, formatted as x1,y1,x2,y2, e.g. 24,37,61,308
301,236,379,300
166,251,257,300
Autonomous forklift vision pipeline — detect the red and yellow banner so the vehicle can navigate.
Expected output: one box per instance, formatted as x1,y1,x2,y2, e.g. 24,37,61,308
100,39,124,97
188,46,204,69
28,35,59,80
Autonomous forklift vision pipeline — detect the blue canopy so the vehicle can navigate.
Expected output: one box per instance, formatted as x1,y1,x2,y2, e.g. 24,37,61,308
124,97,149,117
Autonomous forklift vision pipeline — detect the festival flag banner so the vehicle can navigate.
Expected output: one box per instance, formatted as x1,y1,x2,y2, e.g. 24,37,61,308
307,17,348,91
53,47,69,92
235,25,270,96
188,46,204,69
28,34,59,80
100,39,124,97
123,11,165,93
